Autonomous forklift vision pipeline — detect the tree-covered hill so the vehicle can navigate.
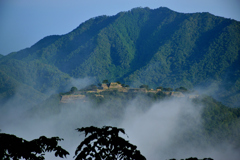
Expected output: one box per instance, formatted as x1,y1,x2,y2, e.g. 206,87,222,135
0,7,240,107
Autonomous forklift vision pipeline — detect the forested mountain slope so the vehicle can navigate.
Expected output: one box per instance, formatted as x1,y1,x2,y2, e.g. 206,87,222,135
0,7,240,107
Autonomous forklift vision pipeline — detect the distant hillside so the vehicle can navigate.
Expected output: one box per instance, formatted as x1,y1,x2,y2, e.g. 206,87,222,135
0,7,240,107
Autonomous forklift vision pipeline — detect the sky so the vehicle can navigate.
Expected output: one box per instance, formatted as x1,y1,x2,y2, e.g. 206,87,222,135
0,0,240,55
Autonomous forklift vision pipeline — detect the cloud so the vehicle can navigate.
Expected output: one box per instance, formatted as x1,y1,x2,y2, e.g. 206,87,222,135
66,77,96,91
119,96,240,160
1,93,239,160
119,97,203,159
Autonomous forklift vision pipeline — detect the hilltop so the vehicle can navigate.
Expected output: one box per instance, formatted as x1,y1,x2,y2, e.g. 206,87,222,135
60,82,193,103
0,7,240,107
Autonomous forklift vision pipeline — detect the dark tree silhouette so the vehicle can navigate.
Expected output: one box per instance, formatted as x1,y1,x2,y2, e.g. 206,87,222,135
139,85,149,90
175,86,188,92
74,126,146,160
121,84,129,88
71,86,78,93
185,158,198,160
0,133,69,160
102,80,109,84
162,87,173,91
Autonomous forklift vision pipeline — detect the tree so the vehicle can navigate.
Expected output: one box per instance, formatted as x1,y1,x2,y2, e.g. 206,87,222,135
175,86,188,92
185,158,198,160
139,85,149,90
71,86,78,93
116,81,121,84
156,86,163,90
102,80,109,84
121,84,129,88
83,84,98,90
74,126,146,160
0,133,69,160
162,87,173,91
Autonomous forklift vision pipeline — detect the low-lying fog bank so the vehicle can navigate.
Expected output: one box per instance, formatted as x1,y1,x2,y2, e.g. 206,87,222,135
1,94,239,160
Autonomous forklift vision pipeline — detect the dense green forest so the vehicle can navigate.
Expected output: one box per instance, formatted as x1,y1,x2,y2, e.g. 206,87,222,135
0,7,240,108
0,7,239,108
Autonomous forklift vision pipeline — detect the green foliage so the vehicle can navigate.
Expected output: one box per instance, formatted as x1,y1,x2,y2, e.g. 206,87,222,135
74,126,146,160
0,59,70,104
0,7,240,107
102,79,109,84
156,86,163,90
121,84,129,87
116,81,121,84
191,96,240,146
0,133,69,160
163,87,173,91
71,86,78,93
175,86,188,92
139,84,149,90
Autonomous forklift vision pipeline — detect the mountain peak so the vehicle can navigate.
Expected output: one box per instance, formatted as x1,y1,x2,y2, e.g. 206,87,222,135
1,7,240,107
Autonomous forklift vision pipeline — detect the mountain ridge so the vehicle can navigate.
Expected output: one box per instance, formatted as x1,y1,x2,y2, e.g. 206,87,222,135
0,7,240,107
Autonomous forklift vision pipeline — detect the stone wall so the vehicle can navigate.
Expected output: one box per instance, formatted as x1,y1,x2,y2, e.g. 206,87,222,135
108,82,122,89
61,95,86,103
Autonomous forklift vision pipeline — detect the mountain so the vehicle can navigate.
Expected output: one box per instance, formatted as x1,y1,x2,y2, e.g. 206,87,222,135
0,7,240,107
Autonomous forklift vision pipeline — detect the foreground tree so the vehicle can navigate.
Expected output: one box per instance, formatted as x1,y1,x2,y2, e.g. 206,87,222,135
74,126,146,160
0,133,69,160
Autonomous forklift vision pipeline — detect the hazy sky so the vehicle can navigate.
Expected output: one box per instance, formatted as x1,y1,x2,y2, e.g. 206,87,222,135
0,0,240,55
